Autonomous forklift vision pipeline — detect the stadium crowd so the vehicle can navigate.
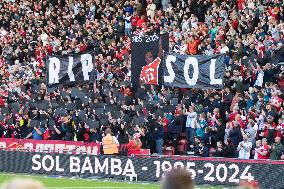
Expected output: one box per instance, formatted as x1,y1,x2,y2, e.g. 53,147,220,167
1,0,284,160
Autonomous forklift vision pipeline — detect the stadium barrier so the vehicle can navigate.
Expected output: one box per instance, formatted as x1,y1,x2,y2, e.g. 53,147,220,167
0,138,150,155
0,150,283,188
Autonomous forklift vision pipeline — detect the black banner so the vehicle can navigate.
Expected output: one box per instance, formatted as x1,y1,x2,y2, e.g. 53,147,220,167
163,53,225,89
131,34,169,89
46,51,95,85
0,151,284,188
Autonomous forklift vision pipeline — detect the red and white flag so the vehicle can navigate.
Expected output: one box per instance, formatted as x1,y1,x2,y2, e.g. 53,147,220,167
139,57,161,85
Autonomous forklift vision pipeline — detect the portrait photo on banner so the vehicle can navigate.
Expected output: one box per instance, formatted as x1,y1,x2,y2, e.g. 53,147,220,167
131,33,169,89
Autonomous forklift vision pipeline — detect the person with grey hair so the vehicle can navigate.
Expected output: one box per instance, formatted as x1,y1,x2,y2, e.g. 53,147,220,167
243,118,256,144
270,136,284,160
257,138,270,159
228,121,243,146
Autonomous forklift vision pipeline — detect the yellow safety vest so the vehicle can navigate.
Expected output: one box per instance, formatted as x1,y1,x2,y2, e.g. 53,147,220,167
102,135,118,155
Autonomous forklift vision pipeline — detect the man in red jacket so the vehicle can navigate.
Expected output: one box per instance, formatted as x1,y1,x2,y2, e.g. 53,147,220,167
257,138,270,159
136,15,146,28
229,106,239,122
131,12,140,30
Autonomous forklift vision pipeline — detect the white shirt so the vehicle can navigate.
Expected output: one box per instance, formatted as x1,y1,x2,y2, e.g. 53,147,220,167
254,147,260,159
40,32,48,46
179,44,188,54
186,112,197,128
74,3,80,15
254,71,264,87
191,20,198,28
124,16,132,29
220,46,229,54
182,20,189,32
271,28,280,39
238,141,252,159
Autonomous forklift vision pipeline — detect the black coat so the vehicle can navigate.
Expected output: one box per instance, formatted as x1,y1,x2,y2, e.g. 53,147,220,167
117,128,129,144
229,126,243,146
216,124,225,142
168,116,183,134
213,148,225,157
222,145,237,158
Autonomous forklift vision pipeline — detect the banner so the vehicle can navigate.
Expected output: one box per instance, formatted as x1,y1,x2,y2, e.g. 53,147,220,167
163,53,225,89
0,138,150,156
0,138,100,155
0,151,283,188
46,51,95,85
131,33,169,89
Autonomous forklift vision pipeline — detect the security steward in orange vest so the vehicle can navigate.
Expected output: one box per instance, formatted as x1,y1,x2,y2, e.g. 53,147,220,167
102,128,119,155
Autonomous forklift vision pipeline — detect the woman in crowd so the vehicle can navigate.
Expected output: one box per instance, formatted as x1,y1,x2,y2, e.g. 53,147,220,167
127,133,142,156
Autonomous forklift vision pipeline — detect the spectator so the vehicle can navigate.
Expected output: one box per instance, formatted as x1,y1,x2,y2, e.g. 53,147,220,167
212,141,225,157
237,134,252,159
228,122,243,146
117,124,129,145
127,133,142,156
89,128,102,143
139,126,150,149
264,122,276,146
185,106,197,150
223,138,237,158
257,138,270,159
50,124,64,140
168,115,183,154
102,128,119,155
215,119,226,144
195,141,209,157
124,12,132,37
243,118,257,144
146,0,156,19
270,136,284,160
155,118,164,155
254,140,262,160
26,126,45,140
195,113,207,138
188,36,201,55
76,122,89,142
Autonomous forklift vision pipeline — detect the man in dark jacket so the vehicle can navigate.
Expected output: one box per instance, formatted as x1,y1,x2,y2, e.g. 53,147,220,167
216,119,226,142
168,115,183,154
223,138,237,158
213,141,225,157
229,122,243,146
270,137,284,160
155,119,164,155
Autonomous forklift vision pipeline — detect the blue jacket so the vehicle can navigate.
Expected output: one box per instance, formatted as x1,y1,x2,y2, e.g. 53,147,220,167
124,6,134,14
